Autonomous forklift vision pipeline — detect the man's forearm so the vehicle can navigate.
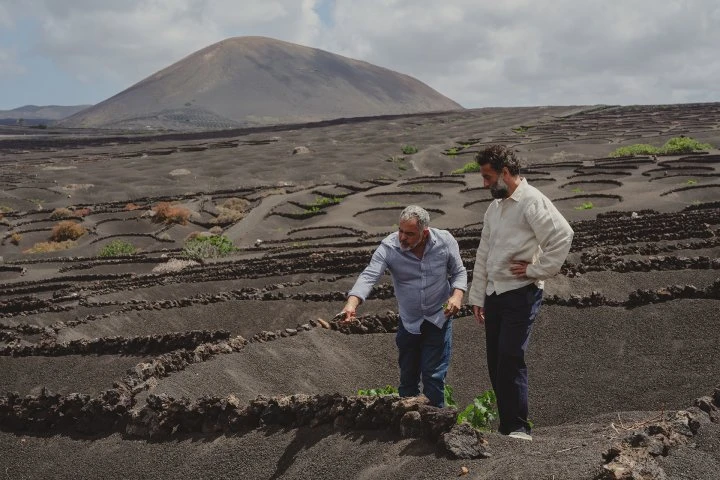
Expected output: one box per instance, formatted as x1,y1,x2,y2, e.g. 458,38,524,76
345,295,362,309
450,288,465,302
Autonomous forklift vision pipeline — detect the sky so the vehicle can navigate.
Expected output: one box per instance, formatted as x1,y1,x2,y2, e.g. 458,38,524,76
1,0,719,110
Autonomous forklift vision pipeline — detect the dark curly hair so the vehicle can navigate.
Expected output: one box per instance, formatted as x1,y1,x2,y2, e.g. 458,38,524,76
474,145,521,176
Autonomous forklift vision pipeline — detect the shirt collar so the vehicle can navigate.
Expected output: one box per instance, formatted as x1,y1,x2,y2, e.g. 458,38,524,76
507,177,528,202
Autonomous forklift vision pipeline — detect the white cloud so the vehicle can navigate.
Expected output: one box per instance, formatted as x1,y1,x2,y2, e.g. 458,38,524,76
0,5,12,28
0,48,26,76
332,1,716,105
3,0,720,107
9,1,317,88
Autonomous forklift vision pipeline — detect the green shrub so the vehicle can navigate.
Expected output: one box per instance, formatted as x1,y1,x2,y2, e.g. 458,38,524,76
575,201,594,210
444,147,459,156
315,196,342,207
452,162,481,174
356,384,457,407
609,144,659,157
304,196,341,213
610,136,713,157
98,240,137,257
457,390,497,431
357,385,398,396
661,137,712,154
401,145,419,155
183,234,237,260
444,384,457,408
387,155,408,170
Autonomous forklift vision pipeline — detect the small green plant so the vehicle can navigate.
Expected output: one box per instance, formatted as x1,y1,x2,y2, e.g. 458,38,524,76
317,196,341,206
452,162,481,174
571,187,584,194
457,390,497,431
609,136,713,157
304,196,341,214
662,136,712,154
444,384,457,408
401,145,419,155
98,240,137,257
512,125,532,133
685,179,698,185
357,385,399,396
445,147,459,156
183,234,237,260
609,144,659,157
575,201,595,210
387,155,408,171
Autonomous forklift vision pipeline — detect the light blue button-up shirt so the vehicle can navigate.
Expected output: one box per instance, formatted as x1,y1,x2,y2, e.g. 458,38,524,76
348,228,467,334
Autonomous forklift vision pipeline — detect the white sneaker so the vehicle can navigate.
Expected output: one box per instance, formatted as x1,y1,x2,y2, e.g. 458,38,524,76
508,431,532,441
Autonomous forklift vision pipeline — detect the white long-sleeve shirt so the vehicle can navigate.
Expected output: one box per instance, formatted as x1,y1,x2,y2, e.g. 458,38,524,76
467,177,574,307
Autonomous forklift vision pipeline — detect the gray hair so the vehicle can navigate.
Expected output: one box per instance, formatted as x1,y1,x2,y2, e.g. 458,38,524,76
399,205,430,231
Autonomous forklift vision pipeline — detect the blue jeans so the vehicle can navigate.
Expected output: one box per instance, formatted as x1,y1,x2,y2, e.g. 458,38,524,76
395,318,453,407
484,284,543,434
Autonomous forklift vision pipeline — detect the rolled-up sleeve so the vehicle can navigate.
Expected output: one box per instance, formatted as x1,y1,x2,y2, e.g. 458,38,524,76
348,244,390,301
524,197,574,280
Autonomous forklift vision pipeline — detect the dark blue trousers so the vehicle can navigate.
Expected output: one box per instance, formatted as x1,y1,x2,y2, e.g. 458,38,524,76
484,284,543,434
395,319,453,407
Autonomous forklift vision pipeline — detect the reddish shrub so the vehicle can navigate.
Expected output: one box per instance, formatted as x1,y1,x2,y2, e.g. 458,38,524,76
51,221,86,241
152,202,190,225
73,207,92,217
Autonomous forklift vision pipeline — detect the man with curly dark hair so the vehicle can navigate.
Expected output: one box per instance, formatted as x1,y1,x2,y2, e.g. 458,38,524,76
468,145,574,440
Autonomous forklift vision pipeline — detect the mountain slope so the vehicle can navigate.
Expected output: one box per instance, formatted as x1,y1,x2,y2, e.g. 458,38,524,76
0,105,91,125
59,36,463,130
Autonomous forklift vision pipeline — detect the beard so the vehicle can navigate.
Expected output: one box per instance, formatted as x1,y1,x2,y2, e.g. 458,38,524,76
490,175,510,199
400,235,424,252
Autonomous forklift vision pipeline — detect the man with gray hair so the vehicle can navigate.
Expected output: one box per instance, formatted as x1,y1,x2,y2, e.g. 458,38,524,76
341,205,467,407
